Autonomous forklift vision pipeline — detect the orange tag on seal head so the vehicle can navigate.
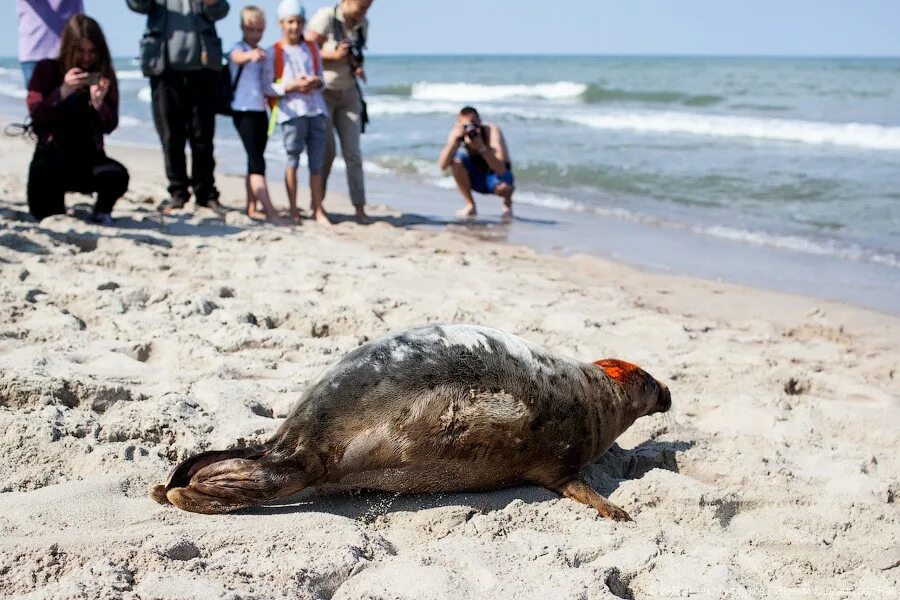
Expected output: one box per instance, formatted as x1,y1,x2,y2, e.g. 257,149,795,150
595,359,640,382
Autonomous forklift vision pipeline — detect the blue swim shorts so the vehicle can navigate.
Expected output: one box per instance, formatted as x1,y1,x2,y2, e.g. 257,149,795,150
454,149,514,194
282,114,327,174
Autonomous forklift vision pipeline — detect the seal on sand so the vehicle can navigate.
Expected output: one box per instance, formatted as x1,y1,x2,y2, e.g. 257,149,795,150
150,324,672,520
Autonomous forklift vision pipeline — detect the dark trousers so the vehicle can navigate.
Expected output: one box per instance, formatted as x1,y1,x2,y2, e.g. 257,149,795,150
27,145,129,221
232,111,268,176
150,70,219,205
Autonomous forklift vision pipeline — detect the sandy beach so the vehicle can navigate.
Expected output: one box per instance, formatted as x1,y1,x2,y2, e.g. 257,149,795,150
0,134,898,599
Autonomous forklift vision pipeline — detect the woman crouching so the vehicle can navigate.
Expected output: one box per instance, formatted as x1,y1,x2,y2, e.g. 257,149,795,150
26,14,128,225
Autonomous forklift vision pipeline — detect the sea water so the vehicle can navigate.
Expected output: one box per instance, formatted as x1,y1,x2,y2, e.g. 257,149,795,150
1,56,897,313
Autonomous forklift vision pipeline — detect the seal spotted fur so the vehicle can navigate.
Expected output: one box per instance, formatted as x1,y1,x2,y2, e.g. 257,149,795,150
150,324,672,520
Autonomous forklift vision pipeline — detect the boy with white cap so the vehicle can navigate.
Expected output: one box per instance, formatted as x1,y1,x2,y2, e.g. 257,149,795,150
264,0,330,225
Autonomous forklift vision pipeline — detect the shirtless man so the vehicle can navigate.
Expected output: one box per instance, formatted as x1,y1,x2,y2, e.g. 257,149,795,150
438,106,515,219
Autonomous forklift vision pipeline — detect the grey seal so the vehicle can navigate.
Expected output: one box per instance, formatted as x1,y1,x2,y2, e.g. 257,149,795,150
150,324,671,520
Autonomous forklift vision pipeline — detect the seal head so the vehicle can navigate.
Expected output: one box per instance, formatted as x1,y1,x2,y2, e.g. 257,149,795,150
595,359,672,417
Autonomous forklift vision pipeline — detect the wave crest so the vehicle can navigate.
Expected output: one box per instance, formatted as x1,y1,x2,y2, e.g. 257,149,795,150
365,98,900,151
116,70,145,80
410,81,587,102
569,111,900,150
378,80,724,107
0,83,26,100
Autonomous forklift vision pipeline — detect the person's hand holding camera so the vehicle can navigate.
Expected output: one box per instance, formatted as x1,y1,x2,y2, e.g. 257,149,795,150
89,77,110,112
448,123,466,146
60,68,89,99
463,123,489,151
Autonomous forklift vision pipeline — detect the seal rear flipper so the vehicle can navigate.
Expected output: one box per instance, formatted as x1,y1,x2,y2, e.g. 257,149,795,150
166,446,271,490
549,477,633,522
163,457,310,514
149,445,272,509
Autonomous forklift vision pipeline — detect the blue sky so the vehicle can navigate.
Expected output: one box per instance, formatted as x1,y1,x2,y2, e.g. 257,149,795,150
3,0,899,58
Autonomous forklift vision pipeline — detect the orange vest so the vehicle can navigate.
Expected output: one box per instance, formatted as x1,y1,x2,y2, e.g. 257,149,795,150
268,39,322,110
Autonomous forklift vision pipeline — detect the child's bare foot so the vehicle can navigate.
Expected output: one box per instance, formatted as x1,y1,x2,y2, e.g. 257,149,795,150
501,208,513,223
247,207,267,220
456,206,477,219
290,209,304,224
314,209,333,226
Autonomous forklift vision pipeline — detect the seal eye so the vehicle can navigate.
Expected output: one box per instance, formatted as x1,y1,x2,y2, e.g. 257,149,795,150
642,377,657,396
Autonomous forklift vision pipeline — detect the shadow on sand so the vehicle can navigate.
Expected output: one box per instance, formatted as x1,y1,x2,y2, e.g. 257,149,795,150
244,439,694,521
1,198,555,246
2,190,563,257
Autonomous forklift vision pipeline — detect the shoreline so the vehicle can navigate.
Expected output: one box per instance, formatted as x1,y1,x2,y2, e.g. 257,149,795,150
1,133,898,598
3,77,897,317
1,134,897,389
89,131,900,317
3,128,898,320
360,172,900,317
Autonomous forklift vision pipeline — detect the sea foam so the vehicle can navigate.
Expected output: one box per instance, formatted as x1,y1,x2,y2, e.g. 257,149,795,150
365,97,900,151
117,70,145,80
569,111,900,151
0,83,27,100
511,191,899,268
410,81,587,102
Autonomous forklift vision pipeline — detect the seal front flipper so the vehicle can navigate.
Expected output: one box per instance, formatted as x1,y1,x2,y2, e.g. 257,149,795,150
553,477,633,522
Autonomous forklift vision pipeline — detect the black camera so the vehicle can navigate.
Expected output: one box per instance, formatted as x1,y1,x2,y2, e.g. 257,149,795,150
463,123,480,140
348,39,364,67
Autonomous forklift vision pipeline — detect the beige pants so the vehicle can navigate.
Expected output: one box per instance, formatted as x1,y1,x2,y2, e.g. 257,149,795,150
322,85,365,207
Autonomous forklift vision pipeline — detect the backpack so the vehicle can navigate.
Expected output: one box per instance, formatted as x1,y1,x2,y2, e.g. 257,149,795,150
267,40,321,110
266,40,321,134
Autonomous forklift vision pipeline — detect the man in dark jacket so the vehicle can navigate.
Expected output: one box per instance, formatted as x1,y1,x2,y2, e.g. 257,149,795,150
126,0,230,213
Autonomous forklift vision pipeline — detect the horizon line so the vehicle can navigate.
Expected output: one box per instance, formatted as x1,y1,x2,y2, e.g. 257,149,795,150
366,52,900,59
2,52,899,61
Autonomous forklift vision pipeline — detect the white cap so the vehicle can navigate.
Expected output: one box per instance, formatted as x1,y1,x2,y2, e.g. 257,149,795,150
277,0,306,19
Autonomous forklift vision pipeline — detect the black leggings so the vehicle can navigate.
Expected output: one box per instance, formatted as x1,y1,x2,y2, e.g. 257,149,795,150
232,111,268,176
27,145,130,221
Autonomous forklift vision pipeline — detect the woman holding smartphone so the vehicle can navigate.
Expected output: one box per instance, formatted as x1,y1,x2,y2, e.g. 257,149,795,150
26,14,129,224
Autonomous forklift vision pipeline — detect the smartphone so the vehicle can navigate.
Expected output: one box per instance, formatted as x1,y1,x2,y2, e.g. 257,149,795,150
86,72,103,86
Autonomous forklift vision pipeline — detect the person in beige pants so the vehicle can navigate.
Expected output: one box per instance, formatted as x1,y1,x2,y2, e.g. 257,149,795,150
307,0,372,224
